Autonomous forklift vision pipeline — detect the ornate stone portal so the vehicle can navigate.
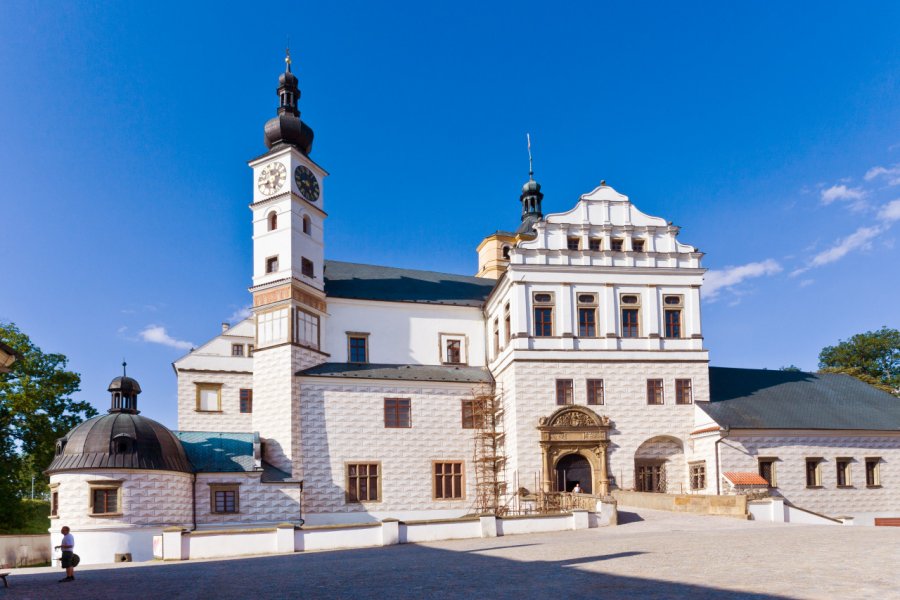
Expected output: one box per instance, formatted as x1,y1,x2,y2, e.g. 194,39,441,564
538,406,611,496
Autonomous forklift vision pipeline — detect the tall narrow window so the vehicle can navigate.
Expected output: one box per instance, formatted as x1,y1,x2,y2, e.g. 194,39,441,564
620,294,640,338
556,379,574,405
446,339,462,364
268,211,278,231
265,256,279,274
646,379,664,405
533,293,554,337
346,463,380,502
51,490,59,517
239,389,253,413
384,398,411,428
758,458,777,487
805,458,822,487
865,458,881,487
586,379,604,405
492,319,500,356
301,257,314,278
836,459,852,487
689,462,706,490
503,304,511,345
295,309,320,349
675,379,692,404
461,399,483,429
577,293,598,337
348,334,368,363
302,214,312,235
433,461,464,500
663,295,684,339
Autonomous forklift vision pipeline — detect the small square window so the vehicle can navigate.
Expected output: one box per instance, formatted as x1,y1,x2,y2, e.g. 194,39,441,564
589,238,602,251
265,256,279,274
231,344,244,357
433,461,465,500
196,384,222,412
90,487,120,515
384,398,411,428
301,257,314,278
646,379,664,405
632,239,645,252
556,379,574,405
611,239,624,252
239,389,253,413
210,485,239,514
567,236,580,251
346,463,380,503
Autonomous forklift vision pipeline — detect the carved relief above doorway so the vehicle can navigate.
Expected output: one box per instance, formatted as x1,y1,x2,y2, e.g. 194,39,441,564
537,406,611,497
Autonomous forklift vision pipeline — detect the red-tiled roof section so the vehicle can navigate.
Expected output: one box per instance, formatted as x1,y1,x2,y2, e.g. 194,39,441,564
724,472,768,485
691,425,721,435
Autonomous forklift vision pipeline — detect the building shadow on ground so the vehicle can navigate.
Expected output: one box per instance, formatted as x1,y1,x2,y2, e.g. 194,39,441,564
616,510,645,525
5,538,791,600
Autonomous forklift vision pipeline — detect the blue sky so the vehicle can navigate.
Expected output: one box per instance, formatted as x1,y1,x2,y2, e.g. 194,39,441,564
2,2,899,428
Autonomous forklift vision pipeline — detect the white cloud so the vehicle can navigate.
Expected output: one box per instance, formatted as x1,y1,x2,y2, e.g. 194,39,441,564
798,279,815,288
864,164,900,186
139,325,193,350
227,306,253,323
820,184,867,209
807,225,883,269
878,199,900,222
704,259,782,300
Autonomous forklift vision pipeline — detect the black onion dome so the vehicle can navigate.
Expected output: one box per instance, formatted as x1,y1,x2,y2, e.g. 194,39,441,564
108,375,141,395
522,178,541,195
264,52,314,155
46,412,192,474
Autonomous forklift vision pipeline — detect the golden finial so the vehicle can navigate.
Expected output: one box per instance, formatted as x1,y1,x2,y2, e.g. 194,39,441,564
285,46,292,71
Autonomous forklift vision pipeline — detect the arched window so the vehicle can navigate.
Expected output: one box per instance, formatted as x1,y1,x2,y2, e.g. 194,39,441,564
502,246,511,260
302,215,312,235
268,211,278,231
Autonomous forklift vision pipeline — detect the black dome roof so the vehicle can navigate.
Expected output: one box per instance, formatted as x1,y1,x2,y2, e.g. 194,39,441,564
108,375,141,395
46,412,192,474
264,114,314,155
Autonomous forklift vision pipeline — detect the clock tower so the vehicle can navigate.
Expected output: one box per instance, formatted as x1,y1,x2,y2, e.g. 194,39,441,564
248,51,328,478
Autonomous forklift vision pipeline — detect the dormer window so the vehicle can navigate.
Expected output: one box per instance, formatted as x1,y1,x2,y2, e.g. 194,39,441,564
567,237,581,251
589,238,602,251
632,239,645,252
56,440,67,456
268,211,278,231
111,434,134,454
611,239,624,252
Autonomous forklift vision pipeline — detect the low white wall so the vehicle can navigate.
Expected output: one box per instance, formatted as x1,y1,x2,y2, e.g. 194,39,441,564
401,519,481,543
748,499,839,526
297,524,382,551
0,534,51,567
497,515,572,536
187,529,276,559
50,527,161,565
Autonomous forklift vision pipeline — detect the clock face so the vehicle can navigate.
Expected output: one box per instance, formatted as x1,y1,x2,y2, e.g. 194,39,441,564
294,165,320,202
257,162,287,195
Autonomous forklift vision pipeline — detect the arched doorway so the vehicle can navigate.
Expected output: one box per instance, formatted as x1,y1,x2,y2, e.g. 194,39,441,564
633,436,685,493
556,453,592,494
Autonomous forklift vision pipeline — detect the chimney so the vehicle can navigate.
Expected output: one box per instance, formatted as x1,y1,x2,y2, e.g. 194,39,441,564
221,322,230,333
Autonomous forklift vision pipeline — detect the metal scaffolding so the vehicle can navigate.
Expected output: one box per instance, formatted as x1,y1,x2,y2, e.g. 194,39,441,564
471,383,509,515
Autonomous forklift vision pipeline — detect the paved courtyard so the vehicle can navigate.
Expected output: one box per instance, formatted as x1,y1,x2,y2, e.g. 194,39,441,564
3,509,899,599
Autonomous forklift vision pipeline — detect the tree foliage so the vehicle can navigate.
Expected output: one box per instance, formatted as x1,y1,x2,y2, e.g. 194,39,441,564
0,322,97,529
818,327,900,396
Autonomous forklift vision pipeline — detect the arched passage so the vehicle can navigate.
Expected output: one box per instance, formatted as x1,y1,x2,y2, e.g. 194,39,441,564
555,453,592,493
538,405,611,496
634,436,685,493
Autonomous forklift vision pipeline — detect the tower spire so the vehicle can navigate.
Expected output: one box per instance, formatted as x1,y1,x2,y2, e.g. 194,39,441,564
263,50,315,155
519,133,543,225
527,133,534,178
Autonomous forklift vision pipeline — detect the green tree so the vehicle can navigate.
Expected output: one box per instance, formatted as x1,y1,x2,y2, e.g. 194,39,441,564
0,323,97,529
818,327,900,396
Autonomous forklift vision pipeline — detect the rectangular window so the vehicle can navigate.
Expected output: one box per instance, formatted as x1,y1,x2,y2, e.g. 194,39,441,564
446,339,462,364
434,461,465,500
265,255,279,273
492,319,500,357
534,307,553,337
231,343,244,357
632,239,645,252
805,458,822,487
296,309,320,349
91,487,119,515
836,459,852,487
210,485,239,514
348,335,368,363
301,257,314,278
675,379,692,405
461,399,483,429
865,458,881,487
646,379,664,405
758,459,777,487
247,344,254,357
196,384,222,412
578,307,597,337
589,238,602,251
51,490,59,517
503,304,511,345
586,379,604,405
664,310,682,339
346,463,380,503
556,379,574,405
567,236,580,251
239,389,253,413
611,238,624,252
257,308,289,347
690,462,706,490
384,398,411,428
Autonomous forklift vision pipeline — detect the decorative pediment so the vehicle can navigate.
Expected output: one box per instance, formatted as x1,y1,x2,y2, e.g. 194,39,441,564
539,406,609,429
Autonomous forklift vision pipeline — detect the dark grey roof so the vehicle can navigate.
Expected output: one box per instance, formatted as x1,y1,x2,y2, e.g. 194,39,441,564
324,260,496,307
299,362,494,383
47,413,193,474
700,367,900,431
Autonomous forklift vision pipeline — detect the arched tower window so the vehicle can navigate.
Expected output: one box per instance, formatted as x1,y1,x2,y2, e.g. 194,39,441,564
302,215,311,235
268,211,278,231
502,246,511,260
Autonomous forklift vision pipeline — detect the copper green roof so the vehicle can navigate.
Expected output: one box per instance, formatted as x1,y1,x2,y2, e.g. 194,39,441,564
324,260,496,307
702,367,900,431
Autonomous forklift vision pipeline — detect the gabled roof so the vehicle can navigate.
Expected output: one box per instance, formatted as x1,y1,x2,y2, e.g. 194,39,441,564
299,362,493,383
323,260,496,307
701,367,900,431
724,472,768,486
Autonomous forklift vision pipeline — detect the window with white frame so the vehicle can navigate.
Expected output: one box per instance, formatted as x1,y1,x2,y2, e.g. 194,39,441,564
440,334,467,364
295,309,319,349
257,308,289,348
196,383,222,412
